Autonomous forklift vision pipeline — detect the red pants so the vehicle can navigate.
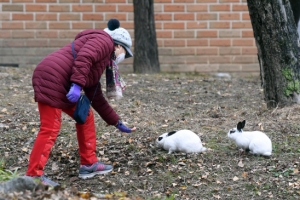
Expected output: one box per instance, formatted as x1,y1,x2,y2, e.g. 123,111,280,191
26,102,98,176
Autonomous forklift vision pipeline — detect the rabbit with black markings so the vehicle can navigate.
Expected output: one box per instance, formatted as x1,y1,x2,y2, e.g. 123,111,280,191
156,130,207,154
227,120,272,156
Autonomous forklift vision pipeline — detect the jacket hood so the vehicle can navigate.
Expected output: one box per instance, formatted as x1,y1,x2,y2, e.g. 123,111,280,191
75,29,113,42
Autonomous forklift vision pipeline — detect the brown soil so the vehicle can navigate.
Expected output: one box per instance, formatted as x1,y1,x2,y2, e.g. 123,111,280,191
0,67,299,199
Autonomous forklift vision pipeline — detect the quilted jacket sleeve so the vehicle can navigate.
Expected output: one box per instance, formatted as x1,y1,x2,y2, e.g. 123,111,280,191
84,83,119,126
70,35,113,87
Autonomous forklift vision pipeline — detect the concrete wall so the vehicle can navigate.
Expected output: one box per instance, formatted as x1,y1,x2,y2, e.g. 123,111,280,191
0,0,259,73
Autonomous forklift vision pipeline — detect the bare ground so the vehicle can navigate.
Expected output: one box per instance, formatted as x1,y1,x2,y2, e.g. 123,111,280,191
0,67,299,200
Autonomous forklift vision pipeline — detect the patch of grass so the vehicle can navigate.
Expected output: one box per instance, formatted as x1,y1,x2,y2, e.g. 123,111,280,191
206,136,228,151
147,194,176,200
270,167,294,177
156,171,179,186
245,183,258,191
169,155,178,164
272,143,280,154
262,183,271,190
127,144,140,152
0,168,19,182
165,194,176,200
156,154,179,165
0,158,19,182
60,131,71,136
0,159,5,170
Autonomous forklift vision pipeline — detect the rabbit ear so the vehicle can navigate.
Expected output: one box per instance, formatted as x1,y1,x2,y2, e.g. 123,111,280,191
237,120,245,131
241,120,246,128
167,131,177,136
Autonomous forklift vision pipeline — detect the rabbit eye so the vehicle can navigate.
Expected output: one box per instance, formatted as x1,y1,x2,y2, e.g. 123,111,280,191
230,130,235,134
158,137,163,141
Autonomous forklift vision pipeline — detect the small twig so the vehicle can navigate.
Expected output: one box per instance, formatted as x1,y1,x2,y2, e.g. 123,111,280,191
271,103,279,115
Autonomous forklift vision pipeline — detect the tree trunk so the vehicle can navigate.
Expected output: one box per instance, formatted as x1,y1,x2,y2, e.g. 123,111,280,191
289,0,300,26
247,0,300,108
133,0,160,73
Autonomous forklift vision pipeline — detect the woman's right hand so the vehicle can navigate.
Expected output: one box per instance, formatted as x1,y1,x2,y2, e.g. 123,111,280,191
66,83,81,102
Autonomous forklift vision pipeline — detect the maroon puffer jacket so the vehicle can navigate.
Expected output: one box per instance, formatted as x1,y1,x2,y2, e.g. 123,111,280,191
32,30,119,125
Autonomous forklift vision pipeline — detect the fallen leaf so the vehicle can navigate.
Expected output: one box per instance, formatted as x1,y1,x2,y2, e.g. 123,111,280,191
258,122,264,131
70,177,78,182
180,186,187,190
238,160,244,168
242,172,248,178
145,162,155,167
213,195,221,199
257,191,261,196
192,183,202,187
294,168,299,174
52,162,59,171
113,191,127,197
79,192,91,199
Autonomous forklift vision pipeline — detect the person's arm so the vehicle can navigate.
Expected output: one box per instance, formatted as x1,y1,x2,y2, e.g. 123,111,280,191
70,35,114,87
66,35,114,102
84,83,136,133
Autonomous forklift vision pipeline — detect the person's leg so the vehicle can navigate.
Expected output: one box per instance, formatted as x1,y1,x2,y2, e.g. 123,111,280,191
26,102,62,177
63,107,98,165
63,106,113,179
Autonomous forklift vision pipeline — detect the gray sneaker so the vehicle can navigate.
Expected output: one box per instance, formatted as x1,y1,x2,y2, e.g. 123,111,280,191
78,162,113,179
32,175,59,187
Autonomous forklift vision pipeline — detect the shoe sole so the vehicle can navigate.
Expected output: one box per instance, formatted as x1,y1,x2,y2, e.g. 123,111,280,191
78,168,113,179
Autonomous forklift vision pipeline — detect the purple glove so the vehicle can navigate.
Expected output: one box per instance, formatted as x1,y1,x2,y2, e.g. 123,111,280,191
66,83,81,102
115,120,132,133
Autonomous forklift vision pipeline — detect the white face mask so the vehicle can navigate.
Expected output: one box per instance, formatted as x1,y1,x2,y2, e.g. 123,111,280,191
115,53,125,64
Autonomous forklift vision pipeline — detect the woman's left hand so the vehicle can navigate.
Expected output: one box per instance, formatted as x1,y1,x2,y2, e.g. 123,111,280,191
115,120,136,133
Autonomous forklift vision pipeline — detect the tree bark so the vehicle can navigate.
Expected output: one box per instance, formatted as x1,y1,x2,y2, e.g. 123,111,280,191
133,0,160,73
247,0,300,108
289,0,300,26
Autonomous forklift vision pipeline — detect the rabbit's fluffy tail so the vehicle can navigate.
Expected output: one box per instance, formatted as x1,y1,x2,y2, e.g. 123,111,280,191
201,147,207,152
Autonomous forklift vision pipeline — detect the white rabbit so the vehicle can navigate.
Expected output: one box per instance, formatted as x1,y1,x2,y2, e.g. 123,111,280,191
156,130,207,154
227,120,272,156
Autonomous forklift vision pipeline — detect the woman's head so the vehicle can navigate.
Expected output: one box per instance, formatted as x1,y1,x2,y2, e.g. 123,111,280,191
104,19,133,59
